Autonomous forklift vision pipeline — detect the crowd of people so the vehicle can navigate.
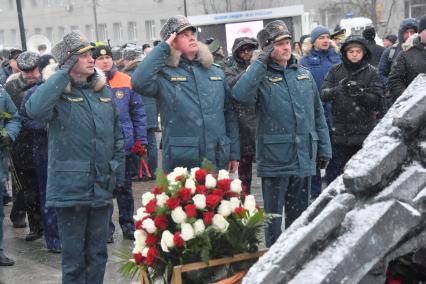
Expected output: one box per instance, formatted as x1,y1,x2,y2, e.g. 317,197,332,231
0,13,425,284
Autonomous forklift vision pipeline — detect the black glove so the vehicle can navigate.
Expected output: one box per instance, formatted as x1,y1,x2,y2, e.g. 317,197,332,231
345,80,363,96
0,135,11,149
60,54,79,73
317,156,330,170
257,45,273,65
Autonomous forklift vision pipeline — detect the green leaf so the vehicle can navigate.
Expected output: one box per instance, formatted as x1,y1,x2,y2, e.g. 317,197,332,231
201,158,216,173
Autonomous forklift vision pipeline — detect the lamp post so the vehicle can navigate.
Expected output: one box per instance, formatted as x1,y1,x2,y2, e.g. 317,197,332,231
92,0,99,41
16,0,27,50
183,0,188,16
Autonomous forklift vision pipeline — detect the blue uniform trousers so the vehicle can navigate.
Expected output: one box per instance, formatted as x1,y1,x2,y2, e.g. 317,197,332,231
262,176,310,247
56,205,109,284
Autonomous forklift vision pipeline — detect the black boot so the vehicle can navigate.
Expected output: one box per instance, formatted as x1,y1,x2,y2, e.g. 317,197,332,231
0,253,15,266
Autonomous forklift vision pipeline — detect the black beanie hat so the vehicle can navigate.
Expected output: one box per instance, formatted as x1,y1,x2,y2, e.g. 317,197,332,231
419,15,426,34
37,54,56,72
92,45,113,60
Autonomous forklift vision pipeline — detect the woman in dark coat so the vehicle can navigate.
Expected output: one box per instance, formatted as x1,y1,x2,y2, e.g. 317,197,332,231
320,35,384,176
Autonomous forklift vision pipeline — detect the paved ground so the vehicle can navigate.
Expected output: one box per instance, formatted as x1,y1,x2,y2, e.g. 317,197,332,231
0,166,264,284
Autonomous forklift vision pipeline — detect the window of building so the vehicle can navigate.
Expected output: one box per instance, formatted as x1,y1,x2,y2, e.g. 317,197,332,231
145,20,156,41
405,0,426,18
9,0,14,10
127,22,137,41
0,30,4,46
113,23,123,44
45,27,53,42
85,24,94,41
98,24,108,42
58,26,66,41
35,28,42,35
31,0,37,8
10,29,17,45
70,26,79,32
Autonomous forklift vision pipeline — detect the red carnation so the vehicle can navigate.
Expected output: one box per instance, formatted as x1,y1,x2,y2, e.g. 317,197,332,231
234,207,247,217
184,204,197,218
203,211,214,225
145,199,157,214
146,247,159,266
175,175,184,181
153,186,164,195
173,232,185,247
211,189,225,198
145,234,159,246
217,179,232,191
154,215,168,231
135,220,143,230
133,252,145,264
206,194,221,209
179,188,193,202
195,185,206,195
195,169,208,184
166,197,181,210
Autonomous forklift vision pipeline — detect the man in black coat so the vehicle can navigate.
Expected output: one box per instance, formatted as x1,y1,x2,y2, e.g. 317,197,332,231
224,37,258,194
4,51,43,241
362,26,385,67
388,15,426,104
320,36,384,175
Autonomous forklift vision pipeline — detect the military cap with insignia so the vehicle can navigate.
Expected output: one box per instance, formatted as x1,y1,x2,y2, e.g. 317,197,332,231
92,45,113,60
51,31,95,66
257,20,292,49
160,15,196,41
16,51,40,72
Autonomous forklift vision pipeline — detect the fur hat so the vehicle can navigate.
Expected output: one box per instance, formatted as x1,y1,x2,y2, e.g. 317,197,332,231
52,31,95,66
384,34,397,44
362,26,376,40
257,20,292,49
160,15,196,41
310,26,330,44
122,47,142,61
16,51,40,72
92,45,113,60
111,46,123,61
9,48,23,60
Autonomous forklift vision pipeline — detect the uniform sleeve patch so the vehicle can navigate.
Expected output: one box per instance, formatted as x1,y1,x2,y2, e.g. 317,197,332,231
170,76,188,82
209,76,223,81
99,97,112,102
297,74,310,80
63,96,83,103
267,76,283,82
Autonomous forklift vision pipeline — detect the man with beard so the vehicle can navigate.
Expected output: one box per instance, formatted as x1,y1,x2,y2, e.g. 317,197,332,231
232,20,331,247
224,37,258,194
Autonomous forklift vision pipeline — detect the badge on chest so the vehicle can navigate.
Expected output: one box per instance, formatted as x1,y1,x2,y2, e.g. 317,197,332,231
115,90,124,99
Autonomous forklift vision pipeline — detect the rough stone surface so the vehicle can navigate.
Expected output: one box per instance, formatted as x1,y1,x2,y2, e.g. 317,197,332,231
374,163,426,204
243,192,355,284
288,201,421,284
244,74,426,283
343,139,407,194
414,187,426,214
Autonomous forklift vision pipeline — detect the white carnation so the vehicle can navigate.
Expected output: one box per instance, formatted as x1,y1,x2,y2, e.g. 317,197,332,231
156,193,169,207
141,247,149,257
192,194,206,210
160,230,174,252
217,200,232,217
205,174,217,189
212,214,230,233
142,218,157,234
217,169,230,180
230,179,242,193
173,167,188,177
193,219,205,235
171,206,187,224
181,223,195,241
244,195,257,213
185,179,196,194
229,197,241,211
142,192,155,206
190,167,200,180
134,207,149,221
